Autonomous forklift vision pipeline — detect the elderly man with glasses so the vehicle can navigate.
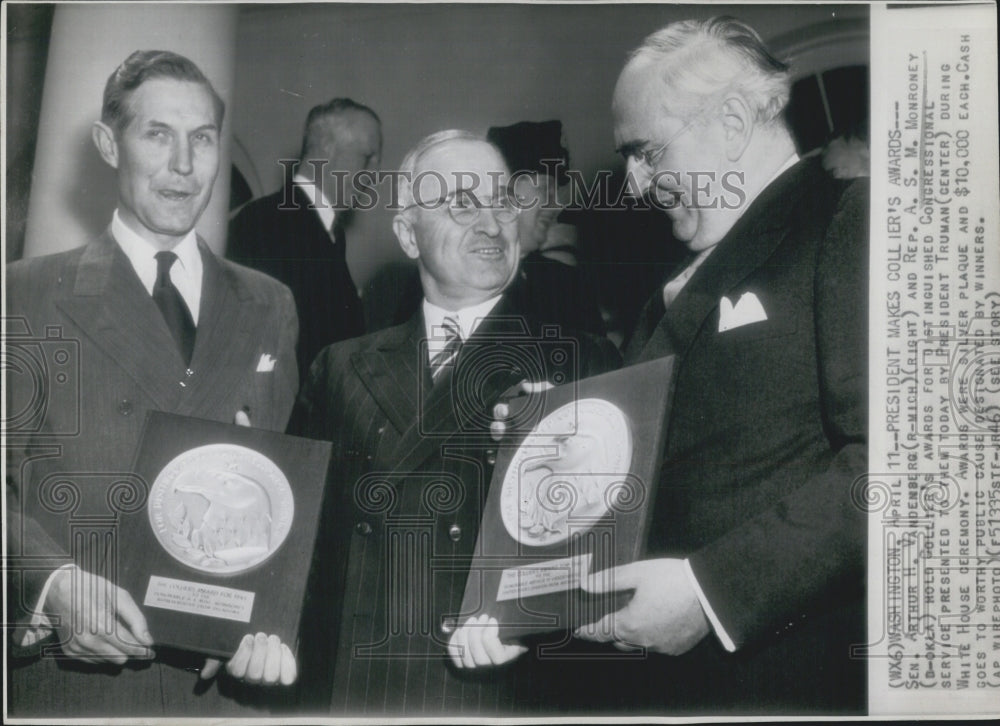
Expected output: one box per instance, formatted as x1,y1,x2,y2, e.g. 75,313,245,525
287,130,620,716
463,17,869,716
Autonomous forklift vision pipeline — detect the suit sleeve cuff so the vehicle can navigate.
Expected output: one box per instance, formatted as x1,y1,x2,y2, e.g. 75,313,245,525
18,564,75,647
683,558,737,653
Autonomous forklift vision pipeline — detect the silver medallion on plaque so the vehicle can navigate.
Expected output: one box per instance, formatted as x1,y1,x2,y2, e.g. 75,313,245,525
147,444,294,574
500,398,633,546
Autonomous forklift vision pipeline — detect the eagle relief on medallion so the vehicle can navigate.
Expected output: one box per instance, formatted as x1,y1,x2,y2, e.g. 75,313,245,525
147,444,294,574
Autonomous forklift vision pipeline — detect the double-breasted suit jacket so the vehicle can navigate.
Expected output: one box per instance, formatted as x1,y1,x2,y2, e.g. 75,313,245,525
582,158,868,714
289,294,621,716
228,182,366,379
6,231,298,716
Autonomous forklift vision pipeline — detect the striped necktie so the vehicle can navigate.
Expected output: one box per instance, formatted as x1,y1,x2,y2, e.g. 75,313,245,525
429,316,462,382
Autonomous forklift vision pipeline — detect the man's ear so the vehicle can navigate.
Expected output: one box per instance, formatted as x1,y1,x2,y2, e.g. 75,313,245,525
92,121,120,169
720,95,754,161
393,214,420,260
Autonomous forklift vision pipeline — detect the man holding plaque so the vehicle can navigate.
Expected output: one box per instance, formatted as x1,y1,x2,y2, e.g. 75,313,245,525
6,51,299,716
289,129,620,715
474,17,868,715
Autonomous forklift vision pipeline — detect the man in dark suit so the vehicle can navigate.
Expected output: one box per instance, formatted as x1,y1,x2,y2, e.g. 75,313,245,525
6,50,299,716
474,17,867,715
289,130,620,715
228,98,381,379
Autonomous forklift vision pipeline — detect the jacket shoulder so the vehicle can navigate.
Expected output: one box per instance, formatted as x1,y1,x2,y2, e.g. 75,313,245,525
217,255,294,302
6,248,85,307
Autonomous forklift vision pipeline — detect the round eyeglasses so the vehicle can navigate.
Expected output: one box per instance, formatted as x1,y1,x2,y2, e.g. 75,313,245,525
405,192,519,225
616,116,701,169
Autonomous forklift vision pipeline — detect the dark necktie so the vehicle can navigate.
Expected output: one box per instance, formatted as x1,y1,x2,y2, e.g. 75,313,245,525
153,251,196,364
429,316,462,382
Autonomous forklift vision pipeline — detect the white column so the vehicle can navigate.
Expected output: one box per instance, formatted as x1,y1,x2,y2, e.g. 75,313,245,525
23,3,238,257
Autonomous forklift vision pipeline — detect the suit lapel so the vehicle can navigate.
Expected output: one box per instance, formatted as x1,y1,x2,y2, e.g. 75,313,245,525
388,296,527,474
352,315,423,445
183,242,264,419
55,232,184,410
632,161,809,365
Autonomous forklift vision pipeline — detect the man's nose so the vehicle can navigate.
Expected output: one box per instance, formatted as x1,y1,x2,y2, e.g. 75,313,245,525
624,156,651,197
169,137,194,176
474,206,503,236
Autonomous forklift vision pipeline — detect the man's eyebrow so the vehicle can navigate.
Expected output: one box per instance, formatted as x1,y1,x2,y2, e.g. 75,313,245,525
143,120,218,133
615,140,645,156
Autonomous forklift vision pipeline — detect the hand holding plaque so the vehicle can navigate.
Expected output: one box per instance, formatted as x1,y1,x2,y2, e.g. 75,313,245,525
116,412,331,660
459,356,677,643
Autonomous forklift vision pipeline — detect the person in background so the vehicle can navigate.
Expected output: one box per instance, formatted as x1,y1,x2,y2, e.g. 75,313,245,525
487,120,606,336
228,98,382,380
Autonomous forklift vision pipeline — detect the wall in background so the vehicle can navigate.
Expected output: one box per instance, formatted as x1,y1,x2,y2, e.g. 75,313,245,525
231,3,869,288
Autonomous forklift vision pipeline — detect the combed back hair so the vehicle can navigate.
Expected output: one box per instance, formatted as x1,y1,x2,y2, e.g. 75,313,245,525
396,129,500,210
300,98,382,159
627,16,791,126
101,50,225,134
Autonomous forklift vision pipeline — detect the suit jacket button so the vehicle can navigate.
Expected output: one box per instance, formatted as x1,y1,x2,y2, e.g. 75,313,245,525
485,451,496,466
117,399,133,416
440,616,457,635
355,521,372,536
448,524,462,542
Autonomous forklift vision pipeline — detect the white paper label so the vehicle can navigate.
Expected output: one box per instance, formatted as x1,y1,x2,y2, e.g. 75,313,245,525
143,575,255,623
496,554,591,601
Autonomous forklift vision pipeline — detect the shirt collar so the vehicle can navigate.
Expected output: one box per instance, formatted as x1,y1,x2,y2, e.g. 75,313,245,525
293,173,337,233
111,209,200,274
422,295,503,342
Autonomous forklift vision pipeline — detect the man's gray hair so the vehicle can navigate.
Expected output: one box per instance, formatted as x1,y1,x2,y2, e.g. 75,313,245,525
627,16,791,126
396,129,492,210
301,97,381,160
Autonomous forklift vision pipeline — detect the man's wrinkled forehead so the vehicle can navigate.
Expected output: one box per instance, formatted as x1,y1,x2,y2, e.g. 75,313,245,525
612,60,670,141
414,139,510,196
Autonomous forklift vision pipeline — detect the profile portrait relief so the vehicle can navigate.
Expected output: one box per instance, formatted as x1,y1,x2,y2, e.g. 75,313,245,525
148,444,295,574
501,399,633,546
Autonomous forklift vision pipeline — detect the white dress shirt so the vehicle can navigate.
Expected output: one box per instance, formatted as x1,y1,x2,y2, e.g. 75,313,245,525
292,172,338,237
111,209,203,323
422,295,502,363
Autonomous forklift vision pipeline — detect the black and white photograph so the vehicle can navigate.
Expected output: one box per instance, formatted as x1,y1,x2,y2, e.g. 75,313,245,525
3,1,998,721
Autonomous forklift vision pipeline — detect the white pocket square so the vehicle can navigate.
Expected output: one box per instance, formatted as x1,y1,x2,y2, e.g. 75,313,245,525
718,292,768,332
256,353,276,372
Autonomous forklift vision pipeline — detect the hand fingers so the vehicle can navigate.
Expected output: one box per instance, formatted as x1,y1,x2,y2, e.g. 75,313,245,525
520,380,554,394
490,420,506,441
245,632,269,683
581,563,639,594
110,584,153,647
481,617,527,665
201,658,222,680
574,613,617,642
64,633,131,665
448,621,468,669
263,634,282,684
464,614,490,668
226,634,254,679
279,643,297,685
234,410,251,427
